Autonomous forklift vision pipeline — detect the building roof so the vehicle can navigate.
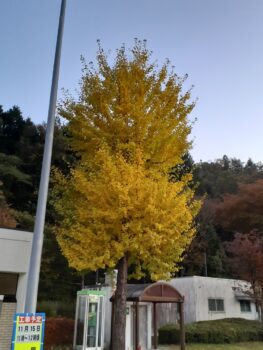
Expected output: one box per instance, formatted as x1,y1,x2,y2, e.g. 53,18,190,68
111,282,184,303
233,289,253,301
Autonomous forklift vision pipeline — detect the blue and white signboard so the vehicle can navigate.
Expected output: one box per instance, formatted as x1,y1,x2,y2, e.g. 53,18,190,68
11,313,46,350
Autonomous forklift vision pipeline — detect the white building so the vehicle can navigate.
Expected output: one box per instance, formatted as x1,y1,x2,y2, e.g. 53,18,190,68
0,227,33,350
169,276,259,323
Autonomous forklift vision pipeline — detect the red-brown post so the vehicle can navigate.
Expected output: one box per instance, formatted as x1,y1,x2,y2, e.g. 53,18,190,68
179,302,186,350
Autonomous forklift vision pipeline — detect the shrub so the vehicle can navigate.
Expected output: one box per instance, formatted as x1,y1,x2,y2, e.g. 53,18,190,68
37,301,58,317
56,302,76,318
44,317,75,350
159,318,263,344
37,300,76,318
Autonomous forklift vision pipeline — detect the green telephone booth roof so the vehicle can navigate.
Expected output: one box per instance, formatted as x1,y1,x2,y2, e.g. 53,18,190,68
77,289,105,296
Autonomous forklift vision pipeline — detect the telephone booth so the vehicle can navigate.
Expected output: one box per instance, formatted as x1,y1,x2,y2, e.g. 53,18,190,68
74,290,106,350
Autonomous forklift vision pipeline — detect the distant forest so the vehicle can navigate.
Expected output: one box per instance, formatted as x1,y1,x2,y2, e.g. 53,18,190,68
1,105,263,301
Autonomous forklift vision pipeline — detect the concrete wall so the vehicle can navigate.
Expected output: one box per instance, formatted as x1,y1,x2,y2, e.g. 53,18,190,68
0,228,32,311
156,303,178,328
102,286,113,349
0,302,17,350
194,276,258,322
169,277,198,323
170,276,259,323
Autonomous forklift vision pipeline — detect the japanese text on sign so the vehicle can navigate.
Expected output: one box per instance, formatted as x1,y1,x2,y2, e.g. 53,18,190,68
11,313,45,350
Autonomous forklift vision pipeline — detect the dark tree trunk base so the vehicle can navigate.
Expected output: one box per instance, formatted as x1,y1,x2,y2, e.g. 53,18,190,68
111,255,128,350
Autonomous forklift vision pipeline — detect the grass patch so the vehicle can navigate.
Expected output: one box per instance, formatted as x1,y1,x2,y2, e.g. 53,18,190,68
46,343,263,350
46,348,72,350
160,343,263,349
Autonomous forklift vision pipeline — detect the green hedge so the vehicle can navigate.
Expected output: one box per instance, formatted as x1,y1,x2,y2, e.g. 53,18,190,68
159,318,263,344
37,300,75,318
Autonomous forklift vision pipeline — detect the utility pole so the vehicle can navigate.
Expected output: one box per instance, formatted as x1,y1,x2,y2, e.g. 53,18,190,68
204,250,208,277
24,0,67,313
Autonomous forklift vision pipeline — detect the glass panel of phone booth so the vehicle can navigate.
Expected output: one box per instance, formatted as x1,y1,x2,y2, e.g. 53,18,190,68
86,301,97,347
75,296,86,348
85,295,104,349
97,297,103,347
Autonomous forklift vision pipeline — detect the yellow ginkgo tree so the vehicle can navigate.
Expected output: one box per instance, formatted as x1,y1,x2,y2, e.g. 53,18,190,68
53,41,201,350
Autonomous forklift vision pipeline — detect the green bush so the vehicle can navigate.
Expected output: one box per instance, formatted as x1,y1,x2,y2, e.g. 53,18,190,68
159,318,263,344
37,300,76,318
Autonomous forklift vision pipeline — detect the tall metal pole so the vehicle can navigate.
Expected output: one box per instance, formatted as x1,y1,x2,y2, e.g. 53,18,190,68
24,0,67,313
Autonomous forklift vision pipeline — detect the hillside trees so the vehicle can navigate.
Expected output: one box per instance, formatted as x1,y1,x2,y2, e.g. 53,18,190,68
225,231,263,321
0,105,73,214
180,157,263,278
182,216,226,277
0,182,16,228
53,41,201,350
214,179,263,234
211,179,263,310
0,105,80,300
193,156,263,198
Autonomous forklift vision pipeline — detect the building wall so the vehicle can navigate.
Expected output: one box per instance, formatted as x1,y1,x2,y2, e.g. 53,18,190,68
169,277,198,323
156,303,178,328
194,276,258,322
171,276,258,323
102,286,113,349
0,228,33,349
0,228,32,311
0,302,17,350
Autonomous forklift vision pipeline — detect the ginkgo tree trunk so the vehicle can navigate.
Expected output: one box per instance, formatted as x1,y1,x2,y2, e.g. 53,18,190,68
52,41,201,350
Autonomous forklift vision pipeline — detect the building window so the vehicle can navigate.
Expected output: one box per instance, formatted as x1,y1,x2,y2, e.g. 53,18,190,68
208,298,225,312
240,300,251,312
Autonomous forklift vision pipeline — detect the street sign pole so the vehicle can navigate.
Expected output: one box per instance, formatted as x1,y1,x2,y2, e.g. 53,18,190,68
24,0,67,313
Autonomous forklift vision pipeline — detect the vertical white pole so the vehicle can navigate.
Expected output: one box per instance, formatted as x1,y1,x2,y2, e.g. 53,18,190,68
84,297,89,350
147,304,152,349
95,299,99,348
24,0,67,313
73,295,79,348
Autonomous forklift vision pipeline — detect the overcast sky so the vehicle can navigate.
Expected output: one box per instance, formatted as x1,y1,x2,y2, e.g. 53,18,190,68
1,0,263,162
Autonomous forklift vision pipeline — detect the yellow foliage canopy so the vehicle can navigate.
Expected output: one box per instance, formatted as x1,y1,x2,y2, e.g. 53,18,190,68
60,41,194,171
53,41,201,280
